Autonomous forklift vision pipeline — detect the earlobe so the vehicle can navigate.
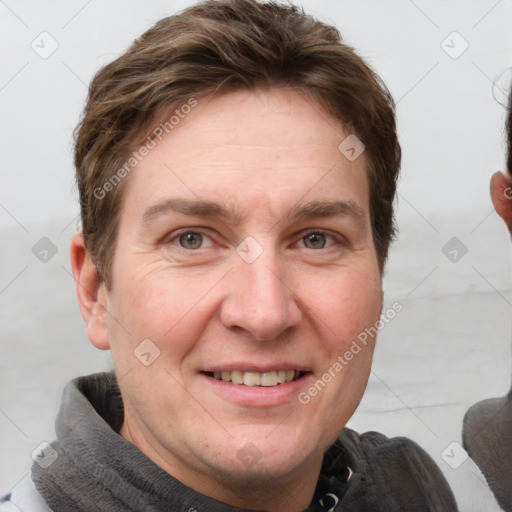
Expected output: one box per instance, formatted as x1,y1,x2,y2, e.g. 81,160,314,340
70,233,111,350
490,171,512,230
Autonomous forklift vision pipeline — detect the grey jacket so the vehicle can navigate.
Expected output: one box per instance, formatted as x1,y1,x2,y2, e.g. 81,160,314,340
1,373,459,512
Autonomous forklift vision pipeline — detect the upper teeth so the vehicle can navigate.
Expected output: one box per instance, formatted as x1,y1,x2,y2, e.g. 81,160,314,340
212,370,299,387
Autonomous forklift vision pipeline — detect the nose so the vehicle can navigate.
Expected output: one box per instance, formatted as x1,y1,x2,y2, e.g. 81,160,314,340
220,248,302,341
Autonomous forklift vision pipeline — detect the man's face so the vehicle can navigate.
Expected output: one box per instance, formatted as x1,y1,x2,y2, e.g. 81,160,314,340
100,88,382,491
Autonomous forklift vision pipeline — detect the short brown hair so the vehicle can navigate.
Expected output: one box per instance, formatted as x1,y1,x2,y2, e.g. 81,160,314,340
74,0,401,288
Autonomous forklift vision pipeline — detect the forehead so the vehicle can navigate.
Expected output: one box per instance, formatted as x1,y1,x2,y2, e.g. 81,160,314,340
121,87,369,220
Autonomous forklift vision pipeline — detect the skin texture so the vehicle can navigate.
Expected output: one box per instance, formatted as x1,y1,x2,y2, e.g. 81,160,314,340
71,87,383,512
490,171,512,231
463,170,512,511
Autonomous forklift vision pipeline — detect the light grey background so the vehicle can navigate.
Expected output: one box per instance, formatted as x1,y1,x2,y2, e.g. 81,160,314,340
1,1,512,510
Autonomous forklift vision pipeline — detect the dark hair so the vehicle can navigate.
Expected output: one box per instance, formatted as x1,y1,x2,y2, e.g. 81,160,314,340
74,0,401,287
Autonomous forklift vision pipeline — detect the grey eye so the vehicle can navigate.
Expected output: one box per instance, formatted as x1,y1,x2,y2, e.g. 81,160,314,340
303,232,326,249
178,232,203,249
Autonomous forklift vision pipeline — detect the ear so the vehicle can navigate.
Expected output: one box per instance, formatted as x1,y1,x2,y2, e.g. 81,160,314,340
70,233,111,350
490,171,512,230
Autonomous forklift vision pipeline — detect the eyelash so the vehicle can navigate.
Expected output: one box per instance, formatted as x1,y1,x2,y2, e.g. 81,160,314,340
165,229,215,250
165,228,345,250
297,229,341,249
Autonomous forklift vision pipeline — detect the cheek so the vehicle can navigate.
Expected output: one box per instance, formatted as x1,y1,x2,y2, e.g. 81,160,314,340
304,270,380,443
107,270,218,364
299,265,382,341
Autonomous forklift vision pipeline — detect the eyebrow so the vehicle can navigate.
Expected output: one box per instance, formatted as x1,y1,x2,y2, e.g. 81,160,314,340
142,198,240,225
141,197,366,228
287,200,365,224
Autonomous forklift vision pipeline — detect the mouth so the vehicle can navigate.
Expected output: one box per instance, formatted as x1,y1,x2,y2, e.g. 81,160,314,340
203,370,307,387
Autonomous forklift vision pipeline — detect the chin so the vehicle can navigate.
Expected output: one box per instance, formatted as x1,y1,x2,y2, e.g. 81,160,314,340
206,426,321,480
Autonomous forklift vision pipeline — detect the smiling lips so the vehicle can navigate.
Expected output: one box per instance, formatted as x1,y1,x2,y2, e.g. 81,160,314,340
207,370,304,387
